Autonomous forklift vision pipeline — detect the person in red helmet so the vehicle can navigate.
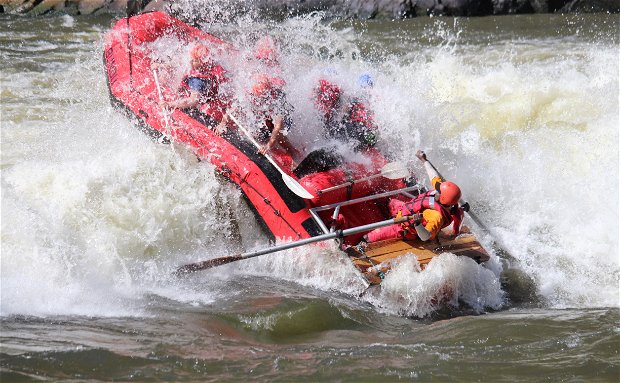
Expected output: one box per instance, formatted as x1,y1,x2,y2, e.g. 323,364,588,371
314,78,343,125
254,35,279,68
246,37,299,158
216,37,299,161
160,43,229,125
358,150,465,245
247,74,300,158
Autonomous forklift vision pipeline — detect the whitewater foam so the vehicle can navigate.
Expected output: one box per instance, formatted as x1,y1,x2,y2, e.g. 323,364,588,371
1,12,618,318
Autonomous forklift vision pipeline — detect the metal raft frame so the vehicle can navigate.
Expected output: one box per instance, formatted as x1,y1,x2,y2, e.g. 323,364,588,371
308,184,426,241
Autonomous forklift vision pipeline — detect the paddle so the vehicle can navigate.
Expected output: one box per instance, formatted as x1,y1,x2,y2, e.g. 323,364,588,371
174,214,416,276
422,152,515,261
380,161,410,179
226,113,315,199
317,161,409,195
152,69,172,138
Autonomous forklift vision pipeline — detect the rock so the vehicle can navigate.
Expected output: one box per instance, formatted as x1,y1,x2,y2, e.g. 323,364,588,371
1,0,618,17
559,0,620,12
492,0,536,14
320,0,414,19
530,0,550,12
416,0,446,16
441,0,495,15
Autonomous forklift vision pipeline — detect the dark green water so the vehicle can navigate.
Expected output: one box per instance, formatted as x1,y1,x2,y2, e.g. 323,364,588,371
1,292,618,381
1,11,619,382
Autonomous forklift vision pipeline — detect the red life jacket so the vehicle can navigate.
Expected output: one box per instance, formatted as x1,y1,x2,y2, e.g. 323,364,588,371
368,192,463,242
346,101,376,129
338,100,378,149
180,64,228,120
314,79,341,121
367,193,462,243
403,191,454,230
249,75,286,117
249,77,292,141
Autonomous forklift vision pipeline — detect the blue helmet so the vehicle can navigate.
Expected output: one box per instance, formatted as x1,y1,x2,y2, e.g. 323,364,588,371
323,67,339,77
358,73,374,89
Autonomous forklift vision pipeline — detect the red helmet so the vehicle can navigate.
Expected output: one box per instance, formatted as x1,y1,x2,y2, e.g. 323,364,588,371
250,74,285,96
190,44,210,61
255,36,278,66
251,76,271,96
439,181,461,206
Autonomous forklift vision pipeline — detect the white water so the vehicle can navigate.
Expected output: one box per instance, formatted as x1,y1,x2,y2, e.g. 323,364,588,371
1,13,618,318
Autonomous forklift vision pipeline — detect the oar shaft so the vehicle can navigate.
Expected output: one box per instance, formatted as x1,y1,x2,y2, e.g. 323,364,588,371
152,69,171,132
226,112,314,199
319,173,381,195
318,162,408,195
244,215,413,258
227,113,277,168
175,215,415,275
424,156,518,262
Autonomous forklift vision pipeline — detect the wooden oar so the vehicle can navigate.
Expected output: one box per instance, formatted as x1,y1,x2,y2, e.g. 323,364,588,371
226,113,315,200
152,69,172,139
174,214,415,276
318,161,409,195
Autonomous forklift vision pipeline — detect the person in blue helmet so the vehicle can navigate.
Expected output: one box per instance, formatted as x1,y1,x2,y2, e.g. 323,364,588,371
357,73,374,89
312,73,379,151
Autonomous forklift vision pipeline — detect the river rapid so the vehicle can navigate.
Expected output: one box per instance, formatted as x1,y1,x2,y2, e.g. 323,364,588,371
1,10,619,382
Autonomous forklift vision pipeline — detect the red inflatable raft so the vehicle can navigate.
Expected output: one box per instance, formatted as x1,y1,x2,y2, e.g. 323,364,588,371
103,11,490,285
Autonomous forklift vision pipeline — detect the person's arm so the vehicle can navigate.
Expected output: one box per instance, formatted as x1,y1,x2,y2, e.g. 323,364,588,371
162,90,200,110
451,207,464,236
414,209,443,241
214,112,230,135
416,150,443,184
259,114,284,154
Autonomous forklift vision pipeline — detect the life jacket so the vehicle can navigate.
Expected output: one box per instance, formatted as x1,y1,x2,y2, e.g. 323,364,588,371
314,79,342,121
406,191,453,226
181,70,209,99
330,99,378,149
367,192,463,243
180,64,228,121
250,87,286,115
394,191,455,239
346,100,374,127
254,36,279,67
249,76,292,141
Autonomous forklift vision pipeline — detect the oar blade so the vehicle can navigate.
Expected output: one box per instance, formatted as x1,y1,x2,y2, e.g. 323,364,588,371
281,173,315,199
380,161,409,179
228,112,315,199
174,255,243,276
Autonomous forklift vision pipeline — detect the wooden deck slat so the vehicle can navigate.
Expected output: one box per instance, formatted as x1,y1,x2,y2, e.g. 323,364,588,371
349,233,490,270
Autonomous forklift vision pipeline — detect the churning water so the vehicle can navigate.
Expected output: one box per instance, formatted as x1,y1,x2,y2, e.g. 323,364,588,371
1,10,618,382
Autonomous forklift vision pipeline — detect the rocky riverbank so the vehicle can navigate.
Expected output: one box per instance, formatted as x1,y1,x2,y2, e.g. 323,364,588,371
1,0,618,18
